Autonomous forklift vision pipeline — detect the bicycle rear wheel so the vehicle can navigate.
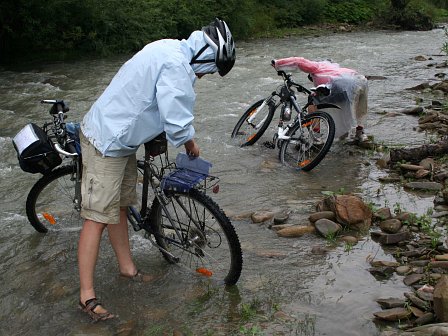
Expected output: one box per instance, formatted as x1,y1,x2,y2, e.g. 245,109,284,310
148,189,243,285
279,111,335,172
26,165,82,233
231,98,275,146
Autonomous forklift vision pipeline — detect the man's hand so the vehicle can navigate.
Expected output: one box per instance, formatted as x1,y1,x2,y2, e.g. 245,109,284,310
184,139,200,157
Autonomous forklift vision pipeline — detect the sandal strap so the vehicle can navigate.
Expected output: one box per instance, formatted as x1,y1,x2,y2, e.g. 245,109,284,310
84,298,101,312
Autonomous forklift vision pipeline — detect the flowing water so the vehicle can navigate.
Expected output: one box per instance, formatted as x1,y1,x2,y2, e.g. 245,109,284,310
0,28,446,335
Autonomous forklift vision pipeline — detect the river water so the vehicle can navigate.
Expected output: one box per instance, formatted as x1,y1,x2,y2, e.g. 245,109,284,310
0,28,446,335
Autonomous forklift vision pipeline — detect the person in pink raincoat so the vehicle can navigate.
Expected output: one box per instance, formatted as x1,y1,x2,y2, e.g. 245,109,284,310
273,57,368,142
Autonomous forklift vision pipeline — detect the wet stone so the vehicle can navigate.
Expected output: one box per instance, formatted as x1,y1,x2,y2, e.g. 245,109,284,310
376,298,406,309
310,245,330,255
276,225,315,238
373,307,412,321
396,265,411,275
273,212,289,224
308,211,335,223
251,211,275,223
379,219,402,234
339,236,358,244
371,231,412,245
409,306,425,318
403,273,424,286
404,181,443,191
413,312,435,326
404,292,430,311
416,290,434,302
435,254,448,261
373,207,392,221
314,218,342,237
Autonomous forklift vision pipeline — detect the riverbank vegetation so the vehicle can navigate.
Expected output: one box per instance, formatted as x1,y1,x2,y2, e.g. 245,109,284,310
0,0,447,64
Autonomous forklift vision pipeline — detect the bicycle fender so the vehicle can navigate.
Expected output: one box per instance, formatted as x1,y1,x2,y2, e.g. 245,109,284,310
315,103,341,110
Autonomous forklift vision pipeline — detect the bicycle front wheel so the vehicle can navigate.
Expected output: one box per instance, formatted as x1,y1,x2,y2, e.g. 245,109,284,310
280,111,335,172
231,98,275,146
26,165,82,233
149,189,243,285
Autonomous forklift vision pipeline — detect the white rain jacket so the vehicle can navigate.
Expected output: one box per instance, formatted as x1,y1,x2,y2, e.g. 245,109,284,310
81,31,217,157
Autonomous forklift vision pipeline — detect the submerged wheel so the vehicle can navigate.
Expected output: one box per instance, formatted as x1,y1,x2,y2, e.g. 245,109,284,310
279,111,335,172
26,165,82,233
231,99,275,146
149,189,243,285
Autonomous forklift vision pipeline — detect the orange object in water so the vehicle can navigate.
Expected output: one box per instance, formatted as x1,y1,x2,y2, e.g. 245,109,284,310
42,212,56,225
196,267,213,277
299,160,311,168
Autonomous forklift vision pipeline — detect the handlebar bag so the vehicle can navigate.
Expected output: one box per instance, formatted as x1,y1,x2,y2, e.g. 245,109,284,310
12,123,62,174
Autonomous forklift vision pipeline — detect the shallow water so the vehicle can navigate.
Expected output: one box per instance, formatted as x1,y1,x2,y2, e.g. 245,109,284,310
0,28,446,335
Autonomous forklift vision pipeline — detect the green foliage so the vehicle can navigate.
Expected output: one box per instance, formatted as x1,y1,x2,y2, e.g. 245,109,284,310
0,0,445,64
325,0,375,24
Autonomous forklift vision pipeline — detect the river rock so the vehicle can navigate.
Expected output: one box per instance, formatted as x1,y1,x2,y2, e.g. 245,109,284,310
251,211,275,223
308,211,336,223
404,181,443,191
401,106,424,115
324,194,372,230
396,265,411,275
433,275,448,322
314,218,342,237
413,312,434,326
270,224,295,231
419,158,436,170
400,163,425,171
374,307,412,321
310,245,330,255
415,169,431,179
276,225,315,238
435,254,448,261
379,219,402,234
273,213,289,224
339,236,358,244
404,292,430,311
371,231,412,245
374,207,392,221
403,273,424,286
409,306,425,318
376,298,406,309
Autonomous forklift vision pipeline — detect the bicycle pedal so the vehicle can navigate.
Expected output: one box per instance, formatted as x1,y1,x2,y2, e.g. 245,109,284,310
263,141,275,149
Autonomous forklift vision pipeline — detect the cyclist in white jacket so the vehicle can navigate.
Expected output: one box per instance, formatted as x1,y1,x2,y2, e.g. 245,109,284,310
78,18,235,322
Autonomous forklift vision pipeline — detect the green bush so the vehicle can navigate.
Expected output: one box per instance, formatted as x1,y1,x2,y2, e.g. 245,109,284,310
325,0,374,24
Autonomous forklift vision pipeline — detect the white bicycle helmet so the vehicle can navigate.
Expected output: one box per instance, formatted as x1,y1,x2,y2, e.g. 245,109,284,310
190,18,236,77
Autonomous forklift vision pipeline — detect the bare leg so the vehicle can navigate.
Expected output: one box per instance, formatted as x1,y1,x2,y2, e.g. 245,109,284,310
78,219,109,313
107,207,138,277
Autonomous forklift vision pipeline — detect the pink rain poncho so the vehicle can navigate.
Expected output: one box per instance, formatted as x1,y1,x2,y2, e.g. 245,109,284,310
274,57,368,139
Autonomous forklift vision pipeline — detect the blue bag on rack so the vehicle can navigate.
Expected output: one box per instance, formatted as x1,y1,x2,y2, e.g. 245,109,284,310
161,153,213,193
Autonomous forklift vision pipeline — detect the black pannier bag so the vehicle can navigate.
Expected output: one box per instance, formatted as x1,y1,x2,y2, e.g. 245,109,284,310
12,123,62,174
144,132,167,159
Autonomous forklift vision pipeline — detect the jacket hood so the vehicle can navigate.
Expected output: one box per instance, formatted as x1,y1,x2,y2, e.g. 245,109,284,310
181,31,218,74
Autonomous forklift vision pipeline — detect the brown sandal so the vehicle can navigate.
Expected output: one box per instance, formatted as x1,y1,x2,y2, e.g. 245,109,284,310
119,269,157,283
79,298,115,322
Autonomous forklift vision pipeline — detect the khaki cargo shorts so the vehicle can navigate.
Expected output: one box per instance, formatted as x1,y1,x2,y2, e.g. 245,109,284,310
80,132,137,224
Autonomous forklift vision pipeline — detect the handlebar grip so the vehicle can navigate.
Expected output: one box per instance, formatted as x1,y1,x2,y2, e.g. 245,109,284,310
271,59,275,66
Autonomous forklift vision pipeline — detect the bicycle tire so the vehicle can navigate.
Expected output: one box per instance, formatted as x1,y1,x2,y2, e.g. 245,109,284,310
279,111,335,172
148,189,243,285
231,99,275,146
26,165,82,233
